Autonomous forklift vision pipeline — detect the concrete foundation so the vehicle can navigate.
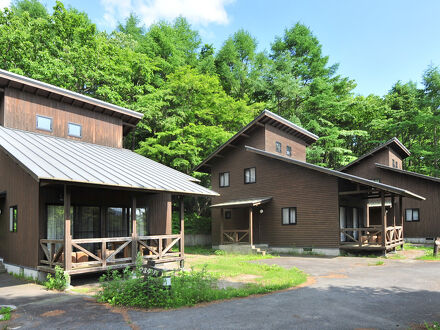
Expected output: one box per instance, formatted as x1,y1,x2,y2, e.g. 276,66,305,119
3,262,48,282
185,234,211,247
268,247,340,257
405,237,435,244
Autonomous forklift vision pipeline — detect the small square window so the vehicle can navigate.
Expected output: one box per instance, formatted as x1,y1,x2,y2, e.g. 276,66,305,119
286,145,292,157
36,115,52,132
68,122,82,138
276,141,282,153
244,167,256,184
9,206,17,232
224,209,232,219
219,172,230,187
282,207,296,225
405,208,420,222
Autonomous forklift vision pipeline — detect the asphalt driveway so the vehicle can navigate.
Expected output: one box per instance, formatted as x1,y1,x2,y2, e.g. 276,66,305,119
1,255,439,329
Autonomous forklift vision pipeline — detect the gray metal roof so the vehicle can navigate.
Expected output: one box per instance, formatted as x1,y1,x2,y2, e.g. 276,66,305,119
211,197,272,208
0,126,218,196
245,146,425,201
375,163,440,184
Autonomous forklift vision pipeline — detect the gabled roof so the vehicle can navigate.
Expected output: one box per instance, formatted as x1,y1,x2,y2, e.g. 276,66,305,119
195,110,319,172
211,197,272,208
246,146,424,200
376,163,440,184
0,126,218,197
339,137,411,171
0,69,143,129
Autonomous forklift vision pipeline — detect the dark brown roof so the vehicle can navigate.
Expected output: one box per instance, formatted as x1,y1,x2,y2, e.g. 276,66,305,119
339,137,411,171
246,146,424,200
376,163,440,184
0,69,143,130
195,110,318,172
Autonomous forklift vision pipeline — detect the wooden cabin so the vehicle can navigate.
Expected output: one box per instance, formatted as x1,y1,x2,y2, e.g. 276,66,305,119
195,111,424,255
340,138,440,243
0,69,217,278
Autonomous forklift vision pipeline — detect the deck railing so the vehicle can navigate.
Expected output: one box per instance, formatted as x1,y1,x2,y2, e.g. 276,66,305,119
340,225,403,249
221,230,250,244
39,234,183,274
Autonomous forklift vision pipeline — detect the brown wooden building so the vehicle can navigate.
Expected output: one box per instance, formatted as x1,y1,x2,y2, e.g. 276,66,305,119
0,69,217,278
195,111,424,255
340,138,440,242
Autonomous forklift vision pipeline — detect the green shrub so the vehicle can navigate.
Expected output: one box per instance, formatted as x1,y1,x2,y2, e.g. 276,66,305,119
0,307,12,321
44,266,70,291
172,212,211,234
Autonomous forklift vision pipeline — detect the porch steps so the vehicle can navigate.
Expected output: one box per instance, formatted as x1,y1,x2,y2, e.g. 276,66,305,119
251,246,267,256
0,260,6,274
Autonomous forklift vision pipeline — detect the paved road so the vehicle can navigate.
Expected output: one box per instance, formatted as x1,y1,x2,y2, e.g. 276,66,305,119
1,256,439,329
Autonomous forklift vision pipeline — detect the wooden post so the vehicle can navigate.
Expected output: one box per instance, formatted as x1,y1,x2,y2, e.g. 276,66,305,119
131,196,137,264
392,195,396,227
179,196,185,269
366,204,370,227
399,195,404,250
220,211,224,245
64,184,72,272
249,207,253,246
381,191,386,248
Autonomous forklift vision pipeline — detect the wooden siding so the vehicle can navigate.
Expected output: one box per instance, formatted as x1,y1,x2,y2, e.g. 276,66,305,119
0,150,40,268
264,124,307,161
211,130,340,248
3,87,123,148
344,151,440,238
388,148,403,169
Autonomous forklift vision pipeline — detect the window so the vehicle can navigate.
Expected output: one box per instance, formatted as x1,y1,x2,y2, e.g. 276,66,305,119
224,209,232,219
68,122,82,138
286,145,292,157
219,172,230,187
275,141,282,153
9,206,17,232
405,208,420,222
36,115,53,131
282,207,296,225
244,167,256,184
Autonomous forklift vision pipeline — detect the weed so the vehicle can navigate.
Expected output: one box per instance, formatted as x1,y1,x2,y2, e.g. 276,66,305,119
44,266,70,291
368,260,384,266
0,307,12,321
424,321,440,329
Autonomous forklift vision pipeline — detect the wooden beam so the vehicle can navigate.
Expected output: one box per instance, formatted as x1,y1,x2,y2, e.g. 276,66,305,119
255,122,265,127
225,144,239,149
213,154,224,158
399,195,404,250
131,195,137,263
64,185,72,271
220,210,224,245
339,189,371,196
241,133,250,138
366,204,370,227
179,196,185,269
381,191,386,248
249,207,253,246
392,195,396,227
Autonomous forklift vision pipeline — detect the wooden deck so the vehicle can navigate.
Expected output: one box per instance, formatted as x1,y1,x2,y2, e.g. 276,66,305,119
38,234,184,275
339,226,404,251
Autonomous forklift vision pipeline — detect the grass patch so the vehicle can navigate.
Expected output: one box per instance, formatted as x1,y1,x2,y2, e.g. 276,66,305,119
9,272,43,285
98,251,306,309
368,260,384,266
403,243,440,261
385,253,405,260
424,321,440,329
0,307,12,321
184,246,216,255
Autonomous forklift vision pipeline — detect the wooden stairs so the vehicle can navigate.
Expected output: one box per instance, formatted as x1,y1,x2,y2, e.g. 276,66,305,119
251,246,267,256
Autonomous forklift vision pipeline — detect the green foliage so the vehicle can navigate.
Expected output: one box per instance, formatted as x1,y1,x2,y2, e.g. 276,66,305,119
172,212,211,234
424,321,440,329
98,250,306,309
44,265,69,291
0,307,12,321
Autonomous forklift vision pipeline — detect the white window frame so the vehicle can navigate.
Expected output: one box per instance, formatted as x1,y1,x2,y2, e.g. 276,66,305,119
68,122,82,138
36,115,53,132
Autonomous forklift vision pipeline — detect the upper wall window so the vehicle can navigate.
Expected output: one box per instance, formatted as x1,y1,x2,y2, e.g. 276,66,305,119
68,123,82,138
36,115,53,132
275,141,282,153
282,207,296,225
244,167,256,184
219,172,230,187
286,145,292,157
9,206,17,232
405,208,419,222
